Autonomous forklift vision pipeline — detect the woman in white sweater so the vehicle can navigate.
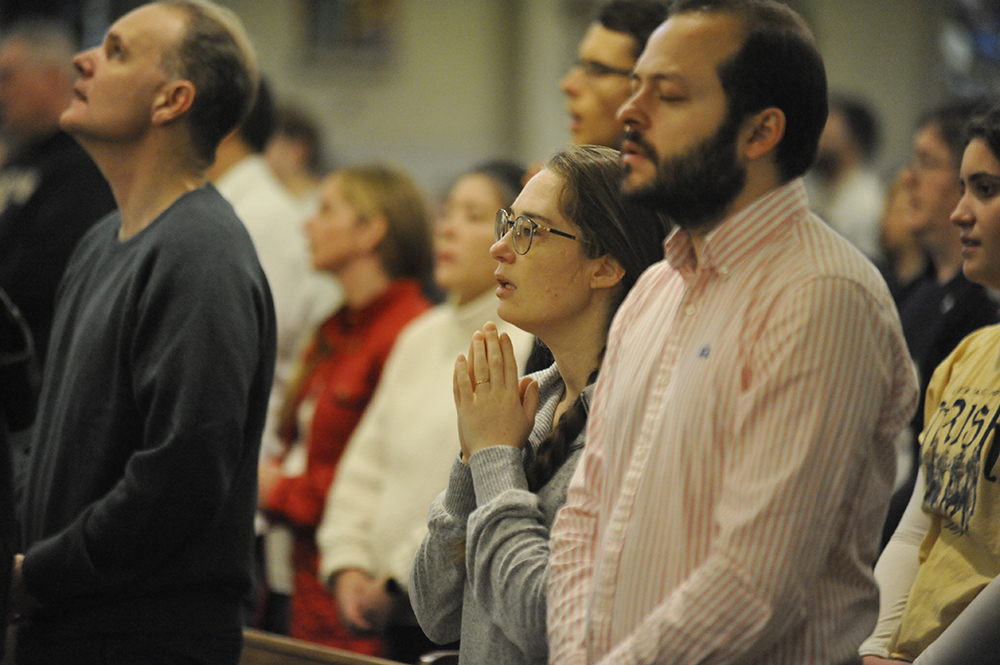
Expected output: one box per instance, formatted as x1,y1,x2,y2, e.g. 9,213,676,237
315,161,534,663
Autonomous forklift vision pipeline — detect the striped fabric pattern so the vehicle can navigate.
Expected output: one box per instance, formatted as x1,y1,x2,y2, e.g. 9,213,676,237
547,179,919,665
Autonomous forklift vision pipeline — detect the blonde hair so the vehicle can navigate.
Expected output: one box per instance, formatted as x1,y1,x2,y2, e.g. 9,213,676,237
334,166,433,282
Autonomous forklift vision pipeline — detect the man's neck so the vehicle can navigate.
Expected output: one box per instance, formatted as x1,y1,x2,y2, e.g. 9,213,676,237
82,135,207,240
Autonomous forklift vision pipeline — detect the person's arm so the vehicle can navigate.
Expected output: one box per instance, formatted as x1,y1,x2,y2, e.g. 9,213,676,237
315,348,398,581
465,444,583,662
262,403,359,530
21,235,274,602
409,457,477,645
595,277,918,665
859,468,929,658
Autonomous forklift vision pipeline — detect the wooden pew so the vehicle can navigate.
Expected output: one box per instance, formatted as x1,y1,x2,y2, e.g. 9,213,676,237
240,629,407,665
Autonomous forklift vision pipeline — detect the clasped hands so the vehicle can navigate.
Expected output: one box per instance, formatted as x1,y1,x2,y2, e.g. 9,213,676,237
454,322,538,462
333,568,395,634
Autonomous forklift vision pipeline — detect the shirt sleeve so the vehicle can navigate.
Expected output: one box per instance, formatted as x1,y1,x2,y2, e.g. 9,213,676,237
464,445,580,662
858,469,929,657
409,457,476,645
595,277,918,665
314,376,391,581
265,419,353,529
22,232,274,601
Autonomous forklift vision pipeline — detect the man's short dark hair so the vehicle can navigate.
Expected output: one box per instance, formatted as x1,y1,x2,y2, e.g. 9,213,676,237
831,95,879,161
597,0,670,59
159,0,259,165
238,77,274,154
273,104,325,173
920,97,993,168
669,0,828,182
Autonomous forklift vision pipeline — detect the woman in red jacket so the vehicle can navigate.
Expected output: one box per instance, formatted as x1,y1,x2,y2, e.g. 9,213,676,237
258,165,432,654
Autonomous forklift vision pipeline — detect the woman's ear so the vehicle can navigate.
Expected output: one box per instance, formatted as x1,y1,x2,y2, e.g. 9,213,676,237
589,255,626,291
356,213,389,254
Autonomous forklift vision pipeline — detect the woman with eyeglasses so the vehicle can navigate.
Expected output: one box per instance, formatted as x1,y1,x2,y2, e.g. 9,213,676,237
410,145,667,665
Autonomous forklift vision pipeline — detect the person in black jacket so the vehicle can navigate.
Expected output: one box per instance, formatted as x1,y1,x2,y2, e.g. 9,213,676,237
0,288,36,656
0,19,116,366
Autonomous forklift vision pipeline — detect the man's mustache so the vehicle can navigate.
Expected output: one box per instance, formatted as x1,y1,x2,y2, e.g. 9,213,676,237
622,127,659,164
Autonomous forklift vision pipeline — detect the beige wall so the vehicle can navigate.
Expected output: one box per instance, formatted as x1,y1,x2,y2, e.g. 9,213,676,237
806,0,948,178
225,0,950,195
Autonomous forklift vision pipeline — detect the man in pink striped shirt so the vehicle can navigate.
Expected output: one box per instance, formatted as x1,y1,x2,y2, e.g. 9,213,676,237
547,2,919,664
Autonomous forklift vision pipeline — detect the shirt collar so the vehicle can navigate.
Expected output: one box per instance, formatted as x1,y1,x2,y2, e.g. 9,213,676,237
664,178,809,277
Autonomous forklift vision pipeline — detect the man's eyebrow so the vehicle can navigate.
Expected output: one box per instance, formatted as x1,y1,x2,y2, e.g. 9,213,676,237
630,71,686,85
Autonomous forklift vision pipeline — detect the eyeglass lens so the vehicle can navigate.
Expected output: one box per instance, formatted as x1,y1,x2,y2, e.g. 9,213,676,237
495,210,533,254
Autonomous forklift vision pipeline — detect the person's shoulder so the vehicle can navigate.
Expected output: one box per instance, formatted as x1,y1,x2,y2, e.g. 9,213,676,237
153,186,254,251
403,300,451,333
384,280,432,318
222,157,304,227
951,322,1000,357
69,211,121,258
785,211,889,289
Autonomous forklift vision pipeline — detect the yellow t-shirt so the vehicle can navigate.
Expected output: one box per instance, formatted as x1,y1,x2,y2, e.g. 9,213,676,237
890,323,1000,660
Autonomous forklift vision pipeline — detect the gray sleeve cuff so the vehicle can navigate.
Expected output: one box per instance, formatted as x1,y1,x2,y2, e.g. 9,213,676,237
468,445,529,505
442,455,477,516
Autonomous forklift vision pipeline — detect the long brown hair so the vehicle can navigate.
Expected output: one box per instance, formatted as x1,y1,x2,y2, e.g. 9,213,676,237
525,145,667,491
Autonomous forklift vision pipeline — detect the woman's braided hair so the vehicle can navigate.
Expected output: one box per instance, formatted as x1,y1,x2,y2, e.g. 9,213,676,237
522,145,668,491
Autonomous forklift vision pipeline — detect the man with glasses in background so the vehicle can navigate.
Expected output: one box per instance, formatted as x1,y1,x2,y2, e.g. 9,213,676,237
560,0,668,149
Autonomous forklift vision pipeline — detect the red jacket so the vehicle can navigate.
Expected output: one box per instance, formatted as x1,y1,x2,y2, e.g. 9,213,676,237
264,279,429,651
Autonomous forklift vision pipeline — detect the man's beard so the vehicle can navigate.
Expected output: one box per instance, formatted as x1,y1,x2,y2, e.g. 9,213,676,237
623,113,747,230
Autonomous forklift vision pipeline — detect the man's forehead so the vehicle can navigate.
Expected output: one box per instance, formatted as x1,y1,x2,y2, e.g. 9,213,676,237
635,12,744,80
109,3,186,49
579,23,638,63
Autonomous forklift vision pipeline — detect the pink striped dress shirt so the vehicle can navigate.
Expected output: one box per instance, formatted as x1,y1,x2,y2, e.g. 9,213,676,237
547,179,918,665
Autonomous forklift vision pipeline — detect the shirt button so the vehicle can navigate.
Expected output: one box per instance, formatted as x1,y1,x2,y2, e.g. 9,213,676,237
718,265,731,277
685,304,696,315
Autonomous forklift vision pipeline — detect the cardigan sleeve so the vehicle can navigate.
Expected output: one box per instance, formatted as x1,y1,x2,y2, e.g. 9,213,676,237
410,457,476,645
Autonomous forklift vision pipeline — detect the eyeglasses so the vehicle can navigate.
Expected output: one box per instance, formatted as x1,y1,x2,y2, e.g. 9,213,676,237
495,209,582,255
909,150,954,176
574,59,632,79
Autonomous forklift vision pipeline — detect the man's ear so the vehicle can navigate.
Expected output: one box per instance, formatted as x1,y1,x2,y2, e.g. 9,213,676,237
740,107,785,161
589,254,626,291
152,79,195,125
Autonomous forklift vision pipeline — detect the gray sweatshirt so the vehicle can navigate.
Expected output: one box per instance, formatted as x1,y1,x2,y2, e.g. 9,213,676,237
410,364,590,665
